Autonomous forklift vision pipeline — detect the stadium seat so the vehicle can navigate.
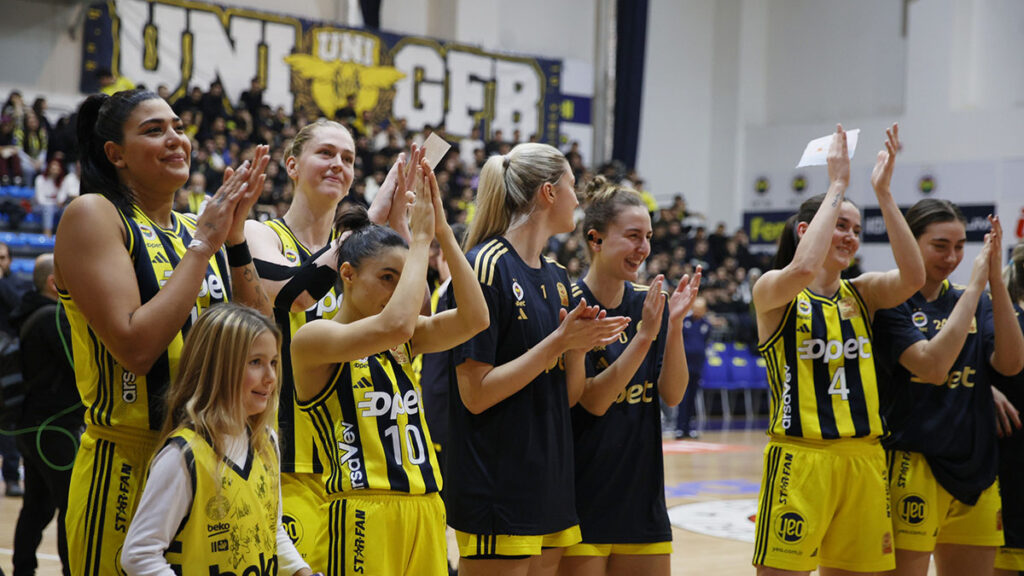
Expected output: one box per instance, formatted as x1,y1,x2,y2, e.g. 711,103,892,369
696,350,745,425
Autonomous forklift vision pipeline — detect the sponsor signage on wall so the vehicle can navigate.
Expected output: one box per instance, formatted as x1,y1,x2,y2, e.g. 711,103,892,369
81,0,568,143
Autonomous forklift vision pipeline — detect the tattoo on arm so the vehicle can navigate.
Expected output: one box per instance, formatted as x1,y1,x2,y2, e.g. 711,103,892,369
831,192,840,207
241,264,271,309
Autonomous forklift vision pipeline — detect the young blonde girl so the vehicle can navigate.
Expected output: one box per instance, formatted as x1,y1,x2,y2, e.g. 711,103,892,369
122,303,313,576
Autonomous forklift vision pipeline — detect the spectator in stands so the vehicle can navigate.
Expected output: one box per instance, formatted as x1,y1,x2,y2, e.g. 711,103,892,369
34,156,72,237
0,114,23,185
173,85,204,118
459,126,485,168
31,97,51,135
676,296,711,439
11,253,81,576
95,68,135,96
15,111,48,192
239,77,263,120
2,92,26,125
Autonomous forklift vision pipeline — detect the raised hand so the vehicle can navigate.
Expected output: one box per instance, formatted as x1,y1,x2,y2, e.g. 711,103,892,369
407,159,435,242
827,124,851,184
227,144,270,245
193,160,252,256
988,214,1004,286
870,123,900,195
668,266,702,324
556,298,631,351
637,275,666,342
827,124,850,187
392,144,426,233
422,158,450,236
367,151,404,225
969,233,994,291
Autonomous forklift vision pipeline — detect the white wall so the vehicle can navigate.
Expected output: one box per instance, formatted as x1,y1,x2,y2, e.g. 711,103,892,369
635,0,715,215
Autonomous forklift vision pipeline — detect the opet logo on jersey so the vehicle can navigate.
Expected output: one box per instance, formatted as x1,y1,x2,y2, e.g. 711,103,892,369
357,389,420,420
306,291,340,318
797,337,871,363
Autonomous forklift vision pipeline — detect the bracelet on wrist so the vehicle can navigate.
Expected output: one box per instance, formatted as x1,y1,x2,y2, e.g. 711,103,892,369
187,238,209,256
226,241,253,267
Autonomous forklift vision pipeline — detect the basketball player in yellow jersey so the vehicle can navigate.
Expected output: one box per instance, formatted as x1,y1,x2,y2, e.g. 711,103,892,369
752,124,924,575
245,118,422,571
55,90,271,576
290,160,489,576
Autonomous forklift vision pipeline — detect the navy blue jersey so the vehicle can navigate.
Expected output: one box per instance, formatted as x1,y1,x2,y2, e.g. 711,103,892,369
874,280,998,504
570,280,672,544
993,302,1024,547
446,237,578,535
683,314,711,371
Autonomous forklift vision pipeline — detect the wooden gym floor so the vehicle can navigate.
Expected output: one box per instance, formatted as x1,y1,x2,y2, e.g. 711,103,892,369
0,426,938,575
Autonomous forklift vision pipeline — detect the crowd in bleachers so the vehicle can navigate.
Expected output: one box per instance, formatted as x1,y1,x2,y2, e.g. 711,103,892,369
0,84,770,341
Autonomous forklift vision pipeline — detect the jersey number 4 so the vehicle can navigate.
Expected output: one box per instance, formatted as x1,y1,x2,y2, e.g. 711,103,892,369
828,367,850,401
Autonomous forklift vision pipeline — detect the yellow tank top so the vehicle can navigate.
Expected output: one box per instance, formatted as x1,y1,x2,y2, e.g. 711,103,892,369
58,207,230,432
298,342,443,496
758,280,885,439
263,218,341,474
163,427,280,576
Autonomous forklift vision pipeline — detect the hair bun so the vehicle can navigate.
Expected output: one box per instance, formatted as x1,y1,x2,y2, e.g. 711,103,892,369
333,204,372,236
584,175,612,199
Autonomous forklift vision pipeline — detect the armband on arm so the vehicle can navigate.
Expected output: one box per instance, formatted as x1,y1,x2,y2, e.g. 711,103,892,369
254,244,338,311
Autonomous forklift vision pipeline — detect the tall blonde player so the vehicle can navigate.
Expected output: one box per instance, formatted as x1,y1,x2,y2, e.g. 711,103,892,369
245,118,420,571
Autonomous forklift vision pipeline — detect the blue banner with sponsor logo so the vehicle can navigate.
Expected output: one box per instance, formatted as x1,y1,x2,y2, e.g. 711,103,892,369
81,0,568,143
862,204,996,243
743,210,792,247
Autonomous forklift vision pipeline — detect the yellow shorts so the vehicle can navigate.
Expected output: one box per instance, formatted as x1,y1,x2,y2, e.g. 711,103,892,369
66,425,159,576
752,437,895,573
562,541,672,557
456,525,582,559
281,472,330,573
888,450,1004,551
324,491,447,576
996,547,1024,571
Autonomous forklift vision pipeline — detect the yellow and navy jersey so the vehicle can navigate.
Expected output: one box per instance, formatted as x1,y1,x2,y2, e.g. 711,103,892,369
874,279,998,503
447,236,579,535
264,218,341,474
758,280,884,440
570,280,672,544
298,342,442,496
163,428,280,576
58,207,230,432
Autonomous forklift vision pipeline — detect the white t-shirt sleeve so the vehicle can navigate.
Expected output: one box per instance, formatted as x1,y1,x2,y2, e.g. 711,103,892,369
269,429,311,576
121,443,193,576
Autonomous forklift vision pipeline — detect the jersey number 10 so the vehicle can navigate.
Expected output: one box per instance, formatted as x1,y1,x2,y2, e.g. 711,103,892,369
384,424,427,466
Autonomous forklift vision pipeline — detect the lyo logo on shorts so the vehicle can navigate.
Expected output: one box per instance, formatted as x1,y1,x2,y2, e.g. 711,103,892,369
898,495,927,525
775,511,806,544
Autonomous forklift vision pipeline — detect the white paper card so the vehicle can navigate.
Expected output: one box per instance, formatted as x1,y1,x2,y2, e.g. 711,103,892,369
796,129,859,168
422,132,452,170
